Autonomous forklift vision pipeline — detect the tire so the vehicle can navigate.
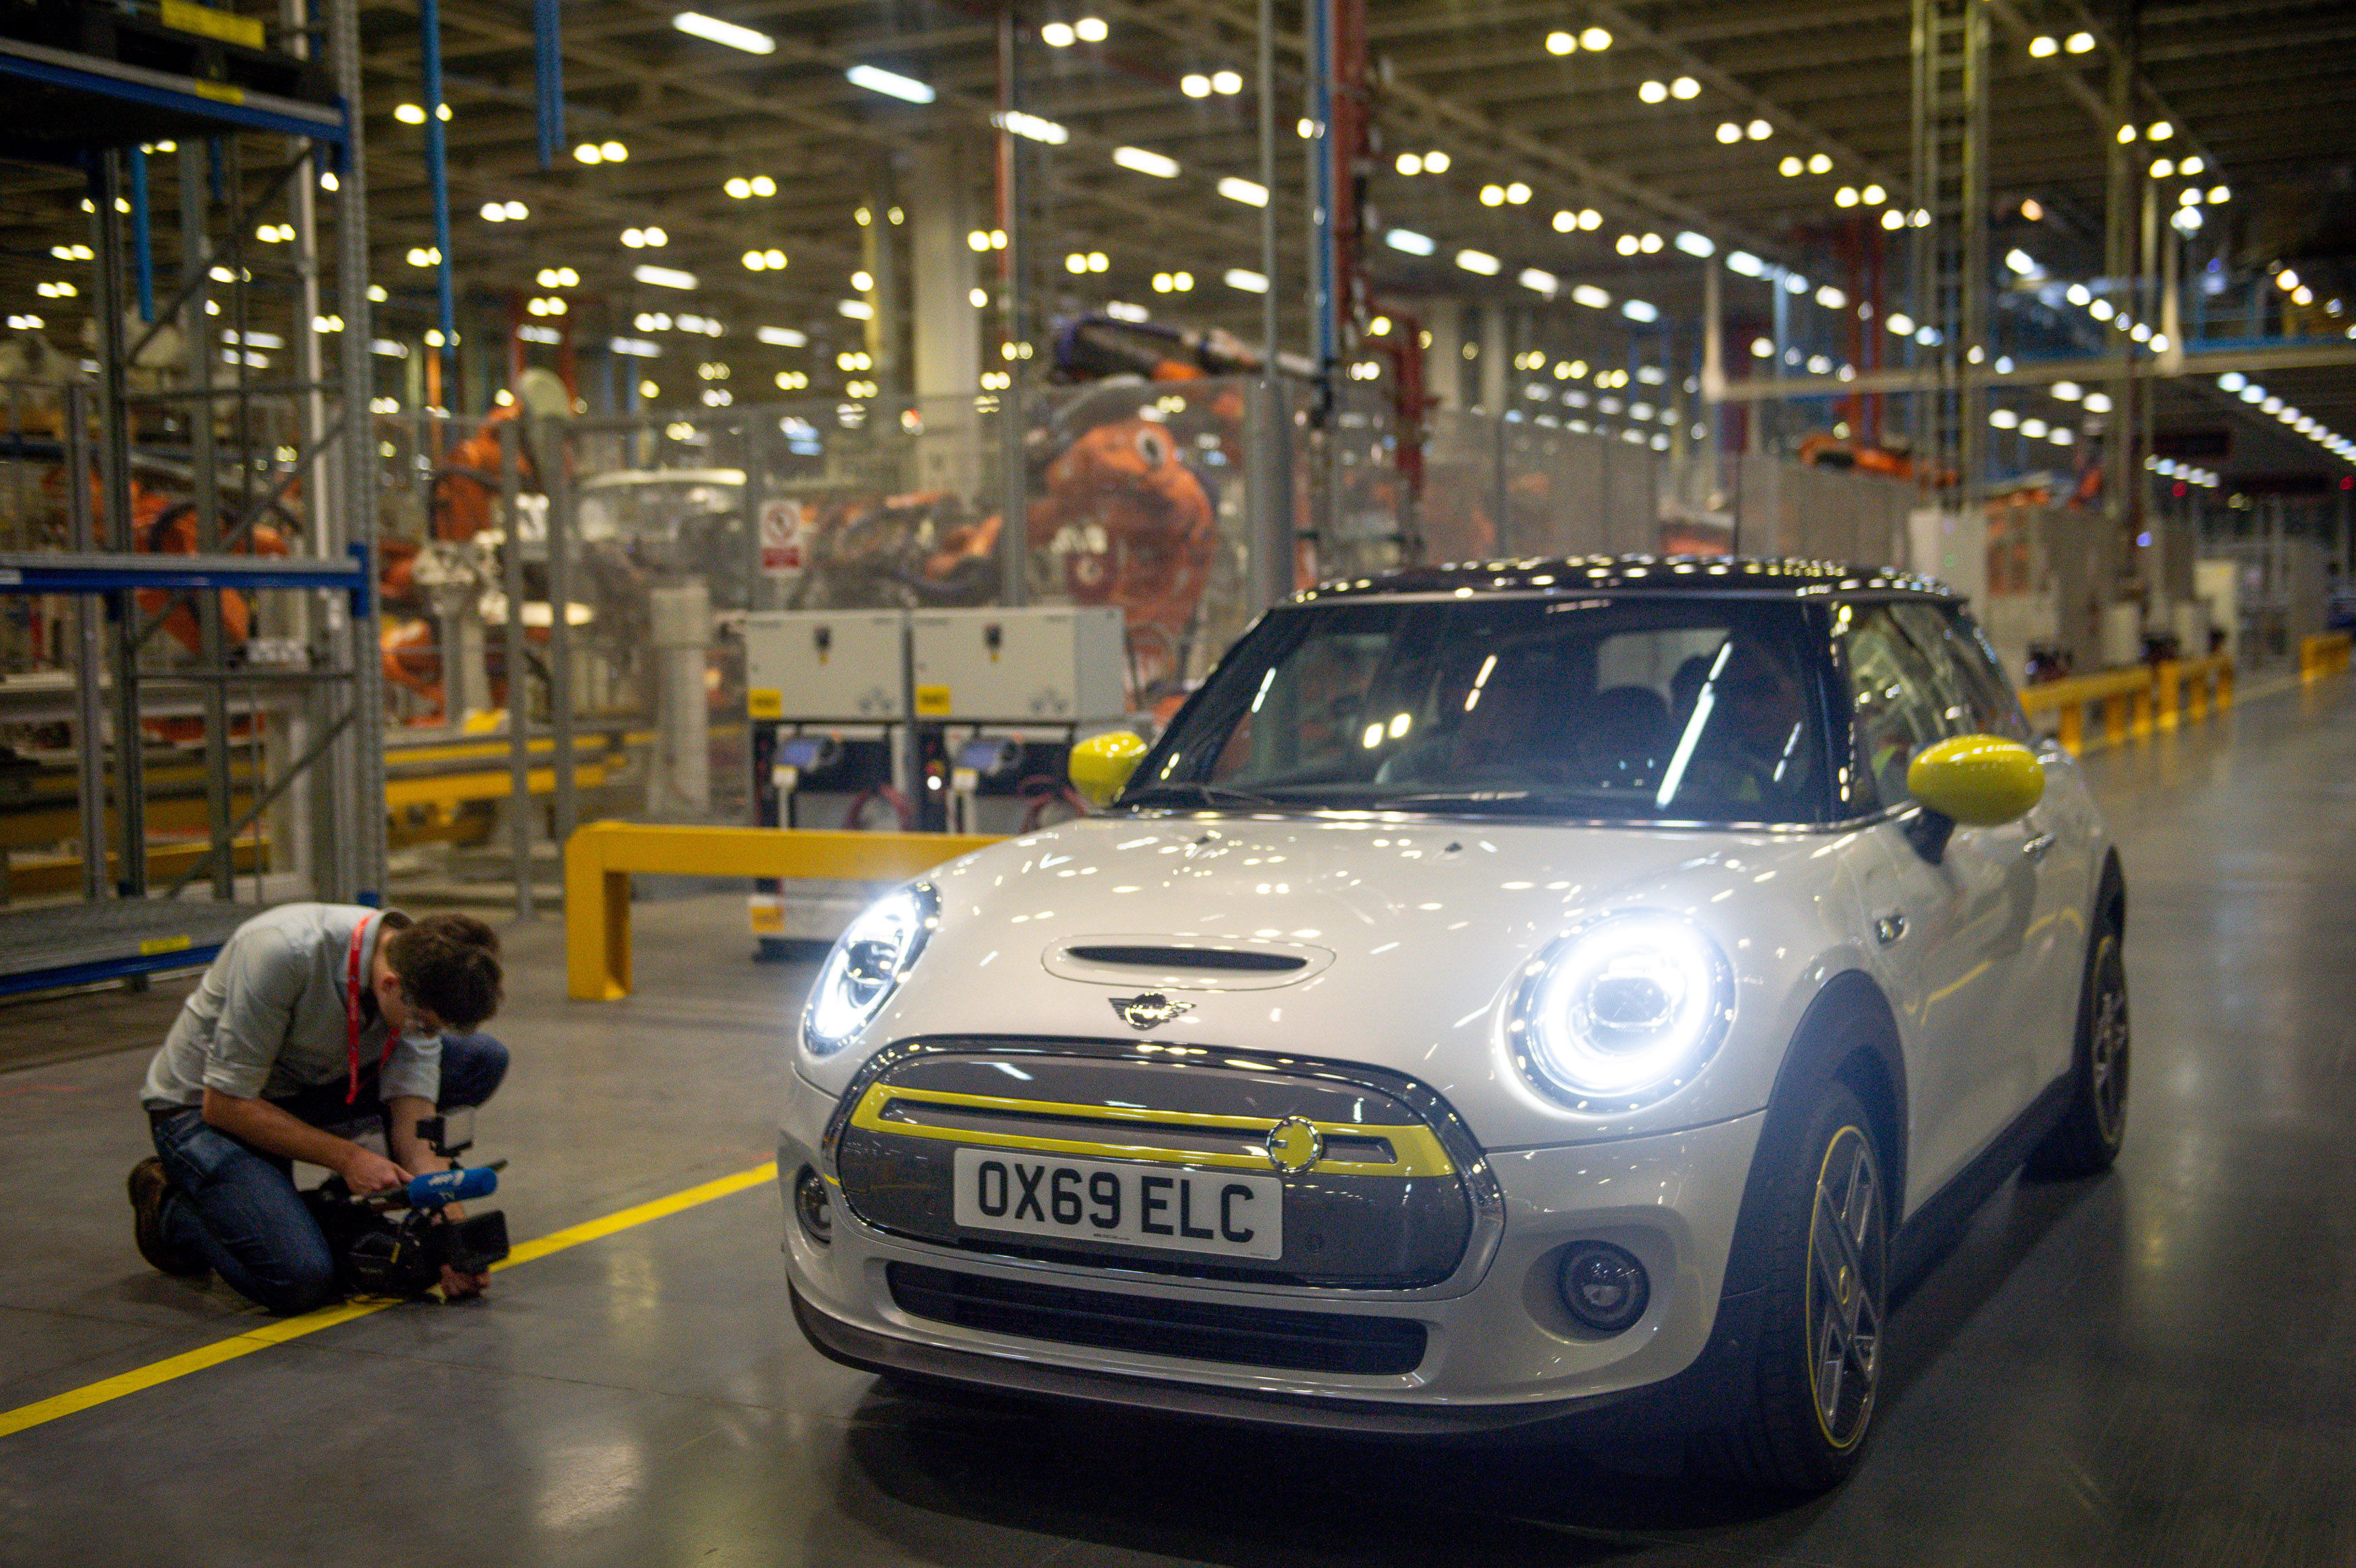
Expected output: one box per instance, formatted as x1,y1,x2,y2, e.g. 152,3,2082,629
2025,923,2130,1179
1692,1083,1891,1494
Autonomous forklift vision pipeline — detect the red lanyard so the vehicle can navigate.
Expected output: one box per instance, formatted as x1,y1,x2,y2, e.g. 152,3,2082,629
345,916,394,1103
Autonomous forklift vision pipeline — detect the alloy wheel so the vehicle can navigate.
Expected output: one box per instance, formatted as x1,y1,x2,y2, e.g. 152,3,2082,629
1805,1125,1882,1450
2091,956,2130,1144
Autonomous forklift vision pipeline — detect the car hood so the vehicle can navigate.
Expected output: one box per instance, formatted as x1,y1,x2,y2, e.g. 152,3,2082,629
800,810,1873,1150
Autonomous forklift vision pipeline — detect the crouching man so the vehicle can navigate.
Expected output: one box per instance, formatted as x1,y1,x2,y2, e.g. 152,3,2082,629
128,904,506,1313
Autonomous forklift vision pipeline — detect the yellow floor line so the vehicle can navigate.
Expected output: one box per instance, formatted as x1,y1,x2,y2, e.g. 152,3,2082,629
0,1160,775,1441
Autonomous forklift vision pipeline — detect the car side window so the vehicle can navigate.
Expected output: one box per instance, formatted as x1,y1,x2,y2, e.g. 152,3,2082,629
1899,604,2034,744
1840,604,1964,810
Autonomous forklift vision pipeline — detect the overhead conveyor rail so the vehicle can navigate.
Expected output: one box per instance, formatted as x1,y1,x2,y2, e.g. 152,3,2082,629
0,31,344,149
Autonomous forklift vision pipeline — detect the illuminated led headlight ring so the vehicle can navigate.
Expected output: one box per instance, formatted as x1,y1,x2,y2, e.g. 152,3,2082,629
1509,911,1735,1109
802,883,938,1057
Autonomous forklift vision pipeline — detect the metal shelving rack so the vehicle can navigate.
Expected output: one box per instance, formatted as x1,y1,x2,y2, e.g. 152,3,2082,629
0,0,383,995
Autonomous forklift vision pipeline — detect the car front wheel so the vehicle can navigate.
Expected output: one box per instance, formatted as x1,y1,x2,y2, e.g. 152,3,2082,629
1693,1083,1890,1493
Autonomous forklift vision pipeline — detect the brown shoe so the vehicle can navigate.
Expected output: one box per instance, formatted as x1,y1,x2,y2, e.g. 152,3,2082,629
128,1157,209,1277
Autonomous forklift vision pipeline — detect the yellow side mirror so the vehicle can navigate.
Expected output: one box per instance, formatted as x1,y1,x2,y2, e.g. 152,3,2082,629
1068,732,1148,808
1907,734,2044,826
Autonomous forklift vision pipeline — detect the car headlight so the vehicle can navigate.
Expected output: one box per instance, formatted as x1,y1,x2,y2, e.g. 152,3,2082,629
802,884,936,1057
1510,911,1734,1109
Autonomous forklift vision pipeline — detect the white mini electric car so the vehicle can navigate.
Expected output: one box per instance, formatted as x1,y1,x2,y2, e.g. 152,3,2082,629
779,557,2129,1492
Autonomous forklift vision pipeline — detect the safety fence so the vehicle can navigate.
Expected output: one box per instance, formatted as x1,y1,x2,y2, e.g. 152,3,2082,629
0,361,1977,921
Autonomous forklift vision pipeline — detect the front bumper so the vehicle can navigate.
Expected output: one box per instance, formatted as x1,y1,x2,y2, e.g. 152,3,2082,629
779,1065,1764,1422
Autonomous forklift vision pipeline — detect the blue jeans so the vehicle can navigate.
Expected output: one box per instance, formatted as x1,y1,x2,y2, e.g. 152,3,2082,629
147,1034,508,1314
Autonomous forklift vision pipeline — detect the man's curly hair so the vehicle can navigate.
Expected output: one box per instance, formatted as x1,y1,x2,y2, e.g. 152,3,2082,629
383,913,503,1030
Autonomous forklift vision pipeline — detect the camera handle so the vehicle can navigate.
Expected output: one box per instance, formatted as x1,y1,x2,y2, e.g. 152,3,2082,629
413,1114,471,1162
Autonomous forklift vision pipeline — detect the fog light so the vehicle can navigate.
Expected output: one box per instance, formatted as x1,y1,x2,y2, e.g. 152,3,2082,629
1559,1242,1649,1333
794,1165,834,1245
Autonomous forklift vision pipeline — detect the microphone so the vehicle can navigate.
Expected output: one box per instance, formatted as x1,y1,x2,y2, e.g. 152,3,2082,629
372,1166,499,1211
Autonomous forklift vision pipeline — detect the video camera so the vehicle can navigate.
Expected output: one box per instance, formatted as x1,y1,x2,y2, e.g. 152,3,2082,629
304,1114,511,1299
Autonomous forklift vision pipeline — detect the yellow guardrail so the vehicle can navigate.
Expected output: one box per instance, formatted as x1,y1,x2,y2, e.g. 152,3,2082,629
565,822,1002,1000
2156,653,2235,727
2301,631,2352,681
2018,654,2235,754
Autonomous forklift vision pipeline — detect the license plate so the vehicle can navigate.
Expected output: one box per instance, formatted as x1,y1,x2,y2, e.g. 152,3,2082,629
951,1147,1283,1262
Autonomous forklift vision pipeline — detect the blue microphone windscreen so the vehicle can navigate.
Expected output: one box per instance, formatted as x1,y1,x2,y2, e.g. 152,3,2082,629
407,1167,498,1207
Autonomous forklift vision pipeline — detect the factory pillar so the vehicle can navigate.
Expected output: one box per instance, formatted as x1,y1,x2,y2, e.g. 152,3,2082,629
907,147,985,501
1423,304,1464,414
648,580,711,818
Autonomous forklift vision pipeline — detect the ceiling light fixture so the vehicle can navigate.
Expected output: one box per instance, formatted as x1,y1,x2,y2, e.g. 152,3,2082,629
673,11,774,52
847,63,934,103
996,110,1068,143
1113,145,1181,178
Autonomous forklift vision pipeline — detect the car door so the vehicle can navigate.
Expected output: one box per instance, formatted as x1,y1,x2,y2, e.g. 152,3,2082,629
1839,602,2028,1210
1907,602,2095,1100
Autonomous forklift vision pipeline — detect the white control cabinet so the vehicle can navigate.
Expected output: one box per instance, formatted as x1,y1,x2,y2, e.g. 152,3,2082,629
742,610,908,721
909,606,1126,723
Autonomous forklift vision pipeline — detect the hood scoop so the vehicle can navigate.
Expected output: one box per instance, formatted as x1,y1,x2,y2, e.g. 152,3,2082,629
1043,935,1336,992
1063,943,1306,973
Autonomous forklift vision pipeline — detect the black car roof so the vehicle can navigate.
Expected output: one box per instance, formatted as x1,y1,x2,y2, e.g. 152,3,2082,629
1291,554,1954,603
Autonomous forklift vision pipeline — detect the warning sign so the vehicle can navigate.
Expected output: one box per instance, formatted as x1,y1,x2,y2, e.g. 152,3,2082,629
759,501,810,577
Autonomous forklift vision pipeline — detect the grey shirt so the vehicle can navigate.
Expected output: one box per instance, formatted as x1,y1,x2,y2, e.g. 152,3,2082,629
139,904,442,1110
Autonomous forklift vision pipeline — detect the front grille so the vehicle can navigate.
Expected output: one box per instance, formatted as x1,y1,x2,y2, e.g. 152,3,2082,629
830,1040,1489,1289
888,1262,1428,1376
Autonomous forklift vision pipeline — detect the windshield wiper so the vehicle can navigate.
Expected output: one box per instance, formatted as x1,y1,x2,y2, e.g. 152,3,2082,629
1376,789,1540,809
1120,781,1276,810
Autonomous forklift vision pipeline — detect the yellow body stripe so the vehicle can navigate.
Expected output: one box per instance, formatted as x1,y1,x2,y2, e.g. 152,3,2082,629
0,1161,776,1439
850,1083,1455,1178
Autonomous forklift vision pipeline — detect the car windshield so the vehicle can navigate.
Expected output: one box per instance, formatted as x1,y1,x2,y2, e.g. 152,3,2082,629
1131,595,1832,824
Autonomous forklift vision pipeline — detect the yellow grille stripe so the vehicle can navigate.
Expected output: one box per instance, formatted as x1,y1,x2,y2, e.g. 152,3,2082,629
849,1083,1456,1178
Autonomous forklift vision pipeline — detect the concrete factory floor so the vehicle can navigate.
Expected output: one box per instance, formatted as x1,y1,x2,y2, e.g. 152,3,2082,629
3,675,2353,1567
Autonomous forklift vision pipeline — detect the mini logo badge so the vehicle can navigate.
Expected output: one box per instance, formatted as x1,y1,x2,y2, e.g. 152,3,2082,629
1109,991,1191,1030
1265,1116,1324,1174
